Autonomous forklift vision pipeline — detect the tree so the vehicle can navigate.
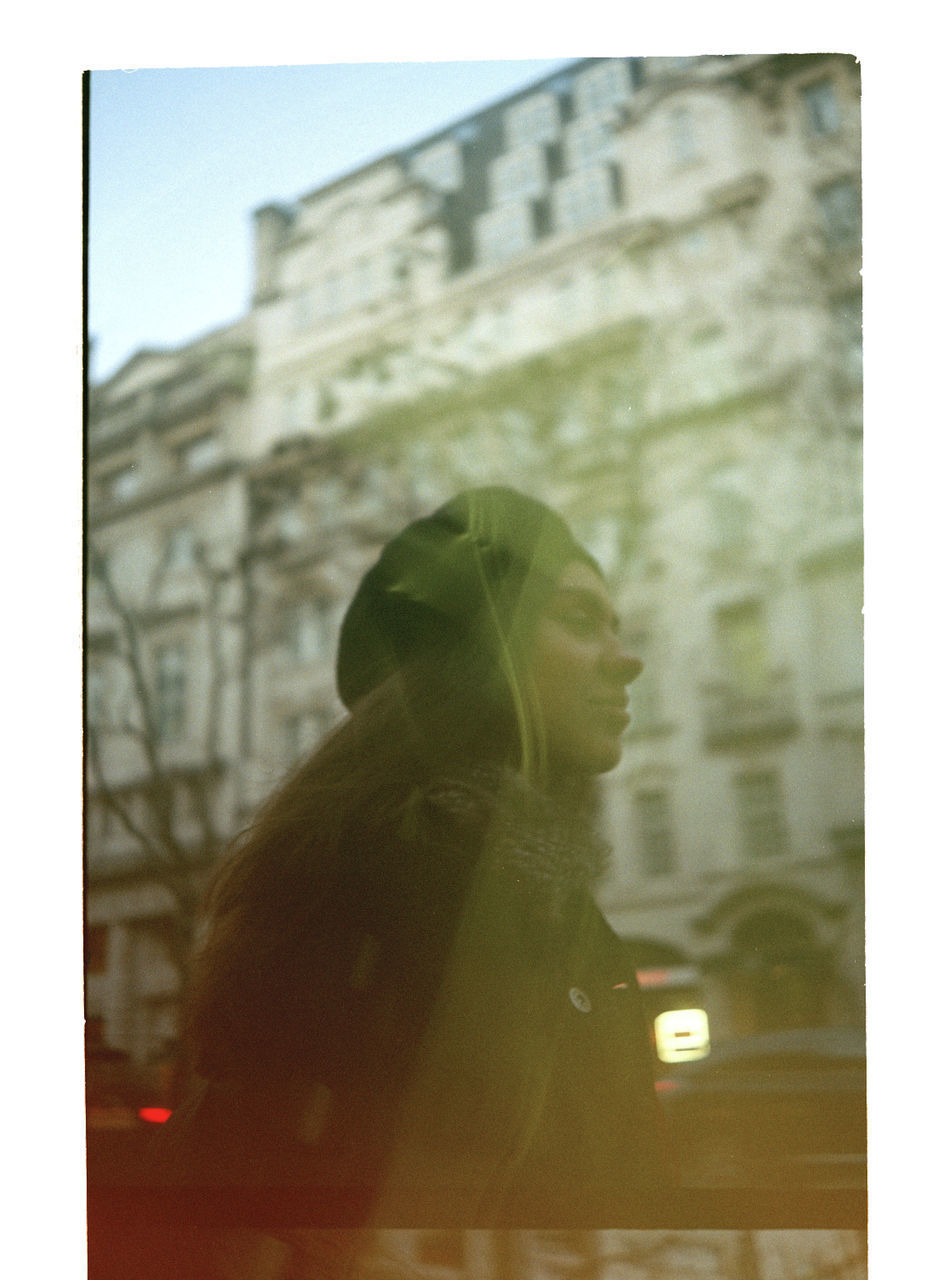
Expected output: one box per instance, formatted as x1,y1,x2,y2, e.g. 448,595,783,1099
85,535,241,1076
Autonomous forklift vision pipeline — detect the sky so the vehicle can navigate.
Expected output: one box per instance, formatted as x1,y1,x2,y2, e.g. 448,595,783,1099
87,59,576,383
84,7,880,388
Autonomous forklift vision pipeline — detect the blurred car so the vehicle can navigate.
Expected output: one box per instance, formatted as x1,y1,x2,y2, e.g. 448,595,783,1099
86,1045,172,1183
655,1026,866,1188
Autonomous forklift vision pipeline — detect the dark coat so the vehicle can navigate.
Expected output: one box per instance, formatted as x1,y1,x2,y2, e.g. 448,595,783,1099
152,768,670,1226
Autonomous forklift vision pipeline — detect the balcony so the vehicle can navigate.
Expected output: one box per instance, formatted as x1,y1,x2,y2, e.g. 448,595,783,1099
90,348,253,448
700,670,798,749
156,348,252,422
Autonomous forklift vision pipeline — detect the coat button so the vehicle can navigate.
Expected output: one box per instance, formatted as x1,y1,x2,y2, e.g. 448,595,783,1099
569,987,592,1013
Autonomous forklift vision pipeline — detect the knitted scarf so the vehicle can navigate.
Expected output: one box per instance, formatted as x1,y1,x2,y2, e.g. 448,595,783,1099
421,764,612,929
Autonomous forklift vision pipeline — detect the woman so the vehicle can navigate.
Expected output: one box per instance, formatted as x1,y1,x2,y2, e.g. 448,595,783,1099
155,486,670,1243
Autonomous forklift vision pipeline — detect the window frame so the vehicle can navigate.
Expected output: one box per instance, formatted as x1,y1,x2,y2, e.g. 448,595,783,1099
800,76,842,136
164,523,198,570
153,641,188,742
503,92,560,150
816,177,862,249
474,201,536,266
734,768,790,859
107,462,141,503
488,144,550,207
177,431,220,474
633,787,678,877
668,105,699,166
573,61,634,117
552,165,617,234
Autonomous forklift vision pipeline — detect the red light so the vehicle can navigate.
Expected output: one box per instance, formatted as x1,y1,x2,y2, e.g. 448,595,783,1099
636,969,670,988
654,1080,679,1094
138,1107,172,1124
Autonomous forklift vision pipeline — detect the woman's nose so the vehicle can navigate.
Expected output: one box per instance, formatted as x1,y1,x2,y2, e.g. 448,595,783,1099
601,636,644,685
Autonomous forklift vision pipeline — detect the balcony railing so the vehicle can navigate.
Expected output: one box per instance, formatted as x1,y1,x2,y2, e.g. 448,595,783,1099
157,349,252,421
90,348,252,446
700,670,798,749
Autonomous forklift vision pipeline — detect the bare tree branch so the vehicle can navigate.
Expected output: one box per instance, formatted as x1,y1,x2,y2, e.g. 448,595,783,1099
89,544,164,776
86,535,239,1003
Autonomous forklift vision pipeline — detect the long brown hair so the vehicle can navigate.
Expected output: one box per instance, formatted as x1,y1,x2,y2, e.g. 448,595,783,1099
185,488,601,1081
185,640,526,1080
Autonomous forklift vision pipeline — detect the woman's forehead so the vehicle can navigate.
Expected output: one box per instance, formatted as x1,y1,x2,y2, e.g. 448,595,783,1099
552,560,611,598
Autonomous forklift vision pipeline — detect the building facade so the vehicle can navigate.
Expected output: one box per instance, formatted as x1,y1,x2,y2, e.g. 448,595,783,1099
86,54,863,1074
355,1229,866,1280
85,320,254,1062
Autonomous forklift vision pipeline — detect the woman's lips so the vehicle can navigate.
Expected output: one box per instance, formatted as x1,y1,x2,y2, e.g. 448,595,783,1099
590,701,631,731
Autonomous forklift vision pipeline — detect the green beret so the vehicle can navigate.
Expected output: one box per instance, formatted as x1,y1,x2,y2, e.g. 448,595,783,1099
336,487,598,709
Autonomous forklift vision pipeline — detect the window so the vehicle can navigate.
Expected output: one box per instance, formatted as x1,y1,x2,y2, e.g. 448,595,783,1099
807,568,863,697
714,600,771,696
734,770,789,858
348,256,376,309
178,432,220,473
801,77,842,135
709,487,751,549
552,166,617,233
164,524,197,569
285,711,322,764
154,643,187,741
410,139,463,192
488,144,550,207
276,496,306,540
732,909,826,1031
573,61,635,117
816,178,861,248
681,226,709,257
89,546,109,582
634,789,678,876
286,601,331,663
576,515,621,578
108,463,140,502
87,664,107,727
504,92,560,149
668,106,699,164
707,469,751,550
678,322,737,405
293,288,314,329
833,291,863,380
563,116,614,172
294,278,337,328
625,633,663,732
302,274,343,321
281,385,310,433
475,202,535,266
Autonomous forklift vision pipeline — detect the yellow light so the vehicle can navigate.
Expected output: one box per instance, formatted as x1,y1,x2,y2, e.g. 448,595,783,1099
654,1008,711,1063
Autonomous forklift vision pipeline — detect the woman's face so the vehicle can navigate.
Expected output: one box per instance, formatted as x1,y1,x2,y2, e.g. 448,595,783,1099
527,560,643,776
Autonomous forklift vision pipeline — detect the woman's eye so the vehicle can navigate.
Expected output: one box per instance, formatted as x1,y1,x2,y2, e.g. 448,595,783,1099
561,610,598,635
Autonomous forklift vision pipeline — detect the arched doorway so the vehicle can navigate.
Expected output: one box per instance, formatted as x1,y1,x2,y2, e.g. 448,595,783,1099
727,908,830,1034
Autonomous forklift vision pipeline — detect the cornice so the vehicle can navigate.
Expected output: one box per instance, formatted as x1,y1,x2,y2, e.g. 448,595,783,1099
87,459,243,530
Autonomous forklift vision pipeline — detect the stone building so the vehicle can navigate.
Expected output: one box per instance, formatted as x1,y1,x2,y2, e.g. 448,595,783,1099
85,320,253,1061
85,53,863,1069
236,53,863,1050
356,1229,866,1280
